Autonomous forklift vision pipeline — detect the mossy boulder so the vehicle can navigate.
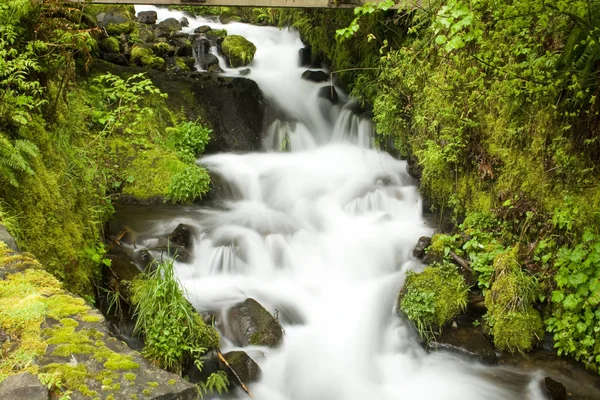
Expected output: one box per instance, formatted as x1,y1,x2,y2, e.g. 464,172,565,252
399,262,469,342
484,249,543,353
221,351,261,386
0,243,197,399
99,36,120,53
156,18,182,37
130,46,165,70
151,42,174,57
106,21,135,36
225,298,283,347
221,35,256,68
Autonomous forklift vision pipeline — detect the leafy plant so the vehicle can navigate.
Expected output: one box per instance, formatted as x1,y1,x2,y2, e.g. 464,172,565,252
546,230,600,372
335,0,394,41
166,165,211,204
92,72,167,136
131,257,219,374
166,121,211,163
198,371,229,398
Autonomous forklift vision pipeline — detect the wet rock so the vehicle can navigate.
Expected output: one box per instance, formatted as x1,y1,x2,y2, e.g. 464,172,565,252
195,25,212,34
317,86,339,103
137,10,157,24
221,35,257,68
172,37,193,57
412,236,431,260
540,377,567,400
222,351,262,386
137,23,156,43
239,68,251,76
299,45,311,66
0,223,19,251
101,52,129,66
431,325,497,365
208,64,224,74
196,53,220,71
301,69,329,83
180,16,189,27
96,11,131,27
156,18,182,37
194,36,212,55
168,223,194,263
0,372,48,400
226,298,283,347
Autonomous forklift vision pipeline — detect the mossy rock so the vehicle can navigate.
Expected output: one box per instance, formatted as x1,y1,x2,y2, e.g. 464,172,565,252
225,298,283,347
484,261,543,353
106,21,135,36
130,46,165,70
221,35,256,68
0,243,197,398
151,42,174,57
399,262,469,341
99,37,120,53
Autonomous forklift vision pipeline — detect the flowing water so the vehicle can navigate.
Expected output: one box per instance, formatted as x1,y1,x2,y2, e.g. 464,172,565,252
121,6,585,399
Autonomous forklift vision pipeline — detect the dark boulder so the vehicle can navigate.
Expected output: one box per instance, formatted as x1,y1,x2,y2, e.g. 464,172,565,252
431,325,497,365
299,45,311,66
137,23,156,43
317,86,339,104
180,16,190,27
0,373,47,400
137,10,157,24
222,351,262,386
412,236,431,260
172,37,193,57
208,64,224,74
193,36,212,55
0,224,19,251
101,52,129,66
239,68,251,76
168,223,194,263
301,70,329,83
194,25,212,34
540,377,567,400
196,53,220,71
225,298,283,347
156,18,182,37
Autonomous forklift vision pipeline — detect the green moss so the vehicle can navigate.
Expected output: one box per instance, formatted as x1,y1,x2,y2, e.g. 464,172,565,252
106,395,116,400
45,294,89,320
211,29,228,39
103,356,139,371
147,381,159,387
106,22,135,36
142,388,151,396
399,262,469,341
131,395,139,400
81,313,102,323
130,46,165,70
124,373,136,381
221,35,256,67
484,249,542,353
167,379,176,386
59,318,79,328
102,378,113,386
99,37,120,53
173,57,190,72
152,42,173,57
122,149,187,200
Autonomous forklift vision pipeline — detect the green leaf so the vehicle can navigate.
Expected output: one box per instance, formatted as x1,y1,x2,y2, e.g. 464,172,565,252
551,290,565,303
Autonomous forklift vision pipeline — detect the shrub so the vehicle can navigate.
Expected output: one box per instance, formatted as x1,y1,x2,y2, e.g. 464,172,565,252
131,258,219,373
166,121,211,163
166,165,210,204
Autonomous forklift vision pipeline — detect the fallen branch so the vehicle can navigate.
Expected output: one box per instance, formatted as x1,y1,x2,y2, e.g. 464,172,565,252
216,348,256,399
449,250,472,273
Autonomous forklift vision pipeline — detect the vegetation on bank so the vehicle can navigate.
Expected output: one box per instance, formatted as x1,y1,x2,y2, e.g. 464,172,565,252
259,1,600,373
0,1,212,295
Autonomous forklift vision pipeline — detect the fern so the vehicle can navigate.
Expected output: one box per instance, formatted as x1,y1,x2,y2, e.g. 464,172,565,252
198,371,229,398
0,134,39,187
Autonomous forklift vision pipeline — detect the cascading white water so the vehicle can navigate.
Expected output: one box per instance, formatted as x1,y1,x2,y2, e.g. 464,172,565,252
134,6,538,399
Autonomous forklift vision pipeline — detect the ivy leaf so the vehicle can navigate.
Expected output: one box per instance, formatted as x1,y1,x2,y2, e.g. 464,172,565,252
551,290,565,303
446,36,465,51
568,272,588,287
563,294,580,310
435,35,448,45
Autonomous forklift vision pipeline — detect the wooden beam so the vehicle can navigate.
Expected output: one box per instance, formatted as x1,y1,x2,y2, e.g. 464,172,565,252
69,0,409,9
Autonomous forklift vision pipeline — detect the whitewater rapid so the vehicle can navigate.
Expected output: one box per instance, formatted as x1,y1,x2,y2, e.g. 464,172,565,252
133,6,544,399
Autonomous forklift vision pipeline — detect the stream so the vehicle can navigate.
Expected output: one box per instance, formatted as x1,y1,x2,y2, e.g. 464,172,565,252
106,6,600,399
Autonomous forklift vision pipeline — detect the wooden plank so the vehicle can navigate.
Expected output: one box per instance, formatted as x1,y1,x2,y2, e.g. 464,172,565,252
69,0,407,9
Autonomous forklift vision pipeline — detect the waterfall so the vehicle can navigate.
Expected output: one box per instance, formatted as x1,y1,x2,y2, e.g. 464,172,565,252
130,6,543,399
